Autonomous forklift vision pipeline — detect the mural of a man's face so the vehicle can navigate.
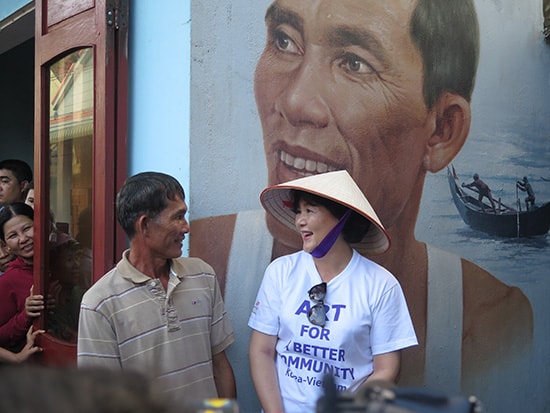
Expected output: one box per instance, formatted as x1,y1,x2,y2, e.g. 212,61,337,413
254,0,436,242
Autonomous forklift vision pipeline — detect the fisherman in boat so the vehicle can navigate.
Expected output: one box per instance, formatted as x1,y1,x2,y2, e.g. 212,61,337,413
462,173,497,213
516,176,536,211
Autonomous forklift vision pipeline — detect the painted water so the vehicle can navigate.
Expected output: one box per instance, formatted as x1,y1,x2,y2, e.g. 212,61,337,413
418,123,550,412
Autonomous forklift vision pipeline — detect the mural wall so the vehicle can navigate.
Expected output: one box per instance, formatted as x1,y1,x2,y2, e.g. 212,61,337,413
190,1,550,412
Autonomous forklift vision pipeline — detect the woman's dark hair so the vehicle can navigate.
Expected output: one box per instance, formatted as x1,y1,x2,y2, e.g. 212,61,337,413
291,190,370,244
0,202,34,241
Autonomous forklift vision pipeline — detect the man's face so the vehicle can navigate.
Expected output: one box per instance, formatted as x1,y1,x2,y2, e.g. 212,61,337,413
0,169,27,206
255,0,434,235
146,197,190,260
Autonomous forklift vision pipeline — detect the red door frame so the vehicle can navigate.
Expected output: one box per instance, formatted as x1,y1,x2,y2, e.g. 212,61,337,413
33,0,128,365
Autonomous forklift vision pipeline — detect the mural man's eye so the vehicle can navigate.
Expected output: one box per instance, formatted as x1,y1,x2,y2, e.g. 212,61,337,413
275,32,291,51
342,53,374,75
272,30,300,55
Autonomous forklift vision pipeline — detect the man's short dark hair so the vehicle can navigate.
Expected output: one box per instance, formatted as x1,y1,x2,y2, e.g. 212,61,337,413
116,172,185,239
0,159,33,184
411,0,480,108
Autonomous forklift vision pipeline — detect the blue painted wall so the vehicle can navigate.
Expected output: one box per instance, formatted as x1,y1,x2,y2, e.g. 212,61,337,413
128,0,191,254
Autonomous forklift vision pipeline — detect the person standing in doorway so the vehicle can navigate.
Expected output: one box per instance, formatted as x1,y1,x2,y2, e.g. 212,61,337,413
0,203,37,352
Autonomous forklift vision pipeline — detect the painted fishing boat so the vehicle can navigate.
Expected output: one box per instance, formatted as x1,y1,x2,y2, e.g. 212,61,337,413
447,166,550,237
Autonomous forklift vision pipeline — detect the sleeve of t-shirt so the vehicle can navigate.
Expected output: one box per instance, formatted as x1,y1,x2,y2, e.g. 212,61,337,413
247,260,282,336
370,282,418,355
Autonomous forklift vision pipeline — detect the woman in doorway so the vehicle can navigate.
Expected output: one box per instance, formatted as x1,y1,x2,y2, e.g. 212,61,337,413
0,202,41,354
248,171,418,413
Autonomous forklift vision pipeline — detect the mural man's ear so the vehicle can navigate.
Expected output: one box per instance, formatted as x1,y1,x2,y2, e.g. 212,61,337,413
423,92,471,173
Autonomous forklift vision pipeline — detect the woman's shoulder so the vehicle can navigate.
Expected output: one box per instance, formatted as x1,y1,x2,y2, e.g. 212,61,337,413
353,250,395,276
263,251,309,286
268,250,307,273
0,258,32,281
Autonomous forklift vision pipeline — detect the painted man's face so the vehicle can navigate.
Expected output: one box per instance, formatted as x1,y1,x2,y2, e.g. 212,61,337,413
255,0,435,241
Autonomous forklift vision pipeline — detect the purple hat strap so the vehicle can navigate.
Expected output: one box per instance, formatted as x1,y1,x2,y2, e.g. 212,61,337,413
309,209,352,258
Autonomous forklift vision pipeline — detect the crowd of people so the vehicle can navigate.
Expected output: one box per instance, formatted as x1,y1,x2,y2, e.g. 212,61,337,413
0,160,43,363
0,158,91,363
0,155,418,411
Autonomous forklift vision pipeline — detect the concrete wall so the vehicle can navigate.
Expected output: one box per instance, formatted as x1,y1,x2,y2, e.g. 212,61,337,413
190,1,550,412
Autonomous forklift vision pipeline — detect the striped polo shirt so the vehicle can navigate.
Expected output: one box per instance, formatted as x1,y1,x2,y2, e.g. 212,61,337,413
77,250,234,405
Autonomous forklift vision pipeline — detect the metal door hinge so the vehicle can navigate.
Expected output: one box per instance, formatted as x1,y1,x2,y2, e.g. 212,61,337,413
106,1,128,30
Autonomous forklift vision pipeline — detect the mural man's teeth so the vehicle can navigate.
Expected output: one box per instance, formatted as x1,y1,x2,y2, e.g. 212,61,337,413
317,162,328,173
280,150,335,174
281,151,294,165
294,157,305,170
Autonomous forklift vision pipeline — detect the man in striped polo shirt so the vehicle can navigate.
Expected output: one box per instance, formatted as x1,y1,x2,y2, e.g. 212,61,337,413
77,172,236,408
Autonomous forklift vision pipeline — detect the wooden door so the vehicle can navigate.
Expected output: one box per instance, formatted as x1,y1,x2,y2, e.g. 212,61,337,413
34,0,128,366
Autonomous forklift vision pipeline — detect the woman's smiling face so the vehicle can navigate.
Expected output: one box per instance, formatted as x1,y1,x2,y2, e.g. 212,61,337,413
294,199,338,253
3,214,34,264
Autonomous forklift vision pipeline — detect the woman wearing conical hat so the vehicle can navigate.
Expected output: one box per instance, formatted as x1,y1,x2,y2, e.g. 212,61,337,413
248,170,417,413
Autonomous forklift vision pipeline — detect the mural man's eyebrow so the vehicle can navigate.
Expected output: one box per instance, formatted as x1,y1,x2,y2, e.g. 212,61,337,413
265,3,304,33
327,26,390,69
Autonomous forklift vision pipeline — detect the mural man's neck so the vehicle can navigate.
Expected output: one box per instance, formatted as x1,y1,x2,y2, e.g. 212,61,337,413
271,238,300,261
363,238,428,284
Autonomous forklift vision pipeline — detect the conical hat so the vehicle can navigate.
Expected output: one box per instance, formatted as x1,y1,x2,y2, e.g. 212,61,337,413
260,170,390,255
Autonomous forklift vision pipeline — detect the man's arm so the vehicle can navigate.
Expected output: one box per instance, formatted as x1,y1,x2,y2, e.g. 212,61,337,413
366,351,401,384
212,350,236,398
249,330,284,413
77,305,122,369
462,259,533,377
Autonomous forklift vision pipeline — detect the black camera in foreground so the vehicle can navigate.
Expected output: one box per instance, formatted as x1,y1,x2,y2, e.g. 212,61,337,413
316,374,483,413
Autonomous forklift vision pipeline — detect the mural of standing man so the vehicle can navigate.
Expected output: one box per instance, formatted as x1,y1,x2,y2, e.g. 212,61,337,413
191,0,548,412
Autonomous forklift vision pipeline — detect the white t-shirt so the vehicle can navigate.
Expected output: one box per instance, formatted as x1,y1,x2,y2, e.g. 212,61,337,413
248,249,418,413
